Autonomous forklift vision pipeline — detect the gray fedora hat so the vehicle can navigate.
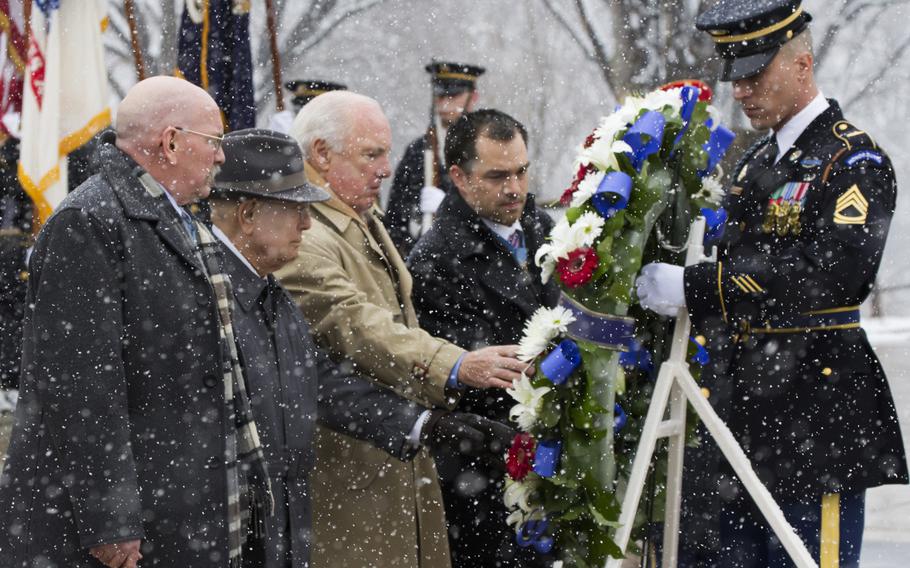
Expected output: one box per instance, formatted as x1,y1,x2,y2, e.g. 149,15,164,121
212,128,330,203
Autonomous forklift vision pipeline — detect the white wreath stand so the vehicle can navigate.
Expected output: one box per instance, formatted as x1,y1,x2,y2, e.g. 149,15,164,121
605,217,818,568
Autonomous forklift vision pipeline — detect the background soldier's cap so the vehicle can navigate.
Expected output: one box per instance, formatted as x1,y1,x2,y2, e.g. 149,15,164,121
212,129,330,203
284,79,347,108
425,61,486,96
696,0,812,82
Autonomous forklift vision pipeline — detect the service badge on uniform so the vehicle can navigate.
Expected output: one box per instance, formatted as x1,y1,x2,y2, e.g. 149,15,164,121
834,184,868,225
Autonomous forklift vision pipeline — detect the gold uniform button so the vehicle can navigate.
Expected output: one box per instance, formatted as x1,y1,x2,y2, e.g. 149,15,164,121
18,270,28,281
701,387,711,398
821,367,833,377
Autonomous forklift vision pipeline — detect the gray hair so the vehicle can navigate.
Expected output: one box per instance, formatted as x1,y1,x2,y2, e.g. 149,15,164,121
290,90,382,159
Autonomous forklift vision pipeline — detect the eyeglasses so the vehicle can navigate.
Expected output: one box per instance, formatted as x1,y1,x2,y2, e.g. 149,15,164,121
173,126,224,152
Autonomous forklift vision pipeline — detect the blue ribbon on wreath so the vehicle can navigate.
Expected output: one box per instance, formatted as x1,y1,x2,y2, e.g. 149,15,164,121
701,206,727,245
614,403,628,433
689,336,710,366
623,110,666,172
532,439,563,478
619,338,654,375
592,171,632,219
517,514,555,553
700,125,736,177
672,85,700,148
557,294,635,351
540,339,582,386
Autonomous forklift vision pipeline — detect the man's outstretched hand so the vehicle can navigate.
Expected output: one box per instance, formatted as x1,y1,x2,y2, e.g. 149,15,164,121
458,345,532,389
90,539,142,568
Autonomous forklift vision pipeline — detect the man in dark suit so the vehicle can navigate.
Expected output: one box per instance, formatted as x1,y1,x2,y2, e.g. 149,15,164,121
637,2,909,565
0,76,254,568
208,128,512,568
408,109,559,567
384,61,484,257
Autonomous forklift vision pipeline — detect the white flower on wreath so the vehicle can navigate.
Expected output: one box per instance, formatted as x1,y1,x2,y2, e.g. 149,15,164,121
506,501,546,532
508,373,552,430
535,212,605,273
573,211,606,248
504,476,540,513
641,87,684,114
696,173,725,206
517,306,576,362
579,138,634,174
538,255,556,284
569,170,604,209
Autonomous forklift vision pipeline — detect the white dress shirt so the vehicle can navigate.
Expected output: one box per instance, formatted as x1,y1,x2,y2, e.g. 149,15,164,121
773,92,829,163
482,218,522,243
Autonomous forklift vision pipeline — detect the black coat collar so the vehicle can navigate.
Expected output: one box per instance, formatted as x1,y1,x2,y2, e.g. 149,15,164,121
96,138,204,272
218,240,268,313
436,188,543,262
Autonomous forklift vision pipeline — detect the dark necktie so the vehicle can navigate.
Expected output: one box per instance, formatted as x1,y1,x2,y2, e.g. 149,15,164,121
765,136,780,167
258,279,279,329
507,229,523,250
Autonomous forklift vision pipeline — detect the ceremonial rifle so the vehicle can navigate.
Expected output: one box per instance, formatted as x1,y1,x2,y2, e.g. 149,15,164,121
421,77,440,235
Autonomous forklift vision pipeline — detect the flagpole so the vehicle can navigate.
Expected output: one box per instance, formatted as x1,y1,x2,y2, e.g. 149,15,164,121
264,0,284,112
21,0,40,237
124,0,146,81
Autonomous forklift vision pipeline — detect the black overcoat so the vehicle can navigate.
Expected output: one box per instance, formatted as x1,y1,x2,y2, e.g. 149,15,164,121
0,139,237,567
407,190,559,567
220,244,423,568
679,101,908,560
384,134,456,257
0,138,30,389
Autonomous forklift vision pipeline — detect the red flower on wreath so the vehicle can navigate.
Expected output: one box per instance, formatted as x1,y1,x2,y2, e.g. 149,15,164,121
560,164,594,206
507,432,536,481
557,247,599,288
659,79,713,102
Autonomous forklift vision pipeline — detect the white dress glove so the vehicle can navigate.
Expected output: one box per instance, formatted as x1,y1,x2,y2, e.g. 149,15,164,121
419,185,446,214
635,262,686,317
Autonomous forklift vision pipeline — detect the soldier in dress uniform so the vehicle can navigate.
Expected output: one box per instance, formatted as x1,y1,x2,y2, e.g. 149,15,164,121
384,61,484,256
267,79,347,134
636,1,909,566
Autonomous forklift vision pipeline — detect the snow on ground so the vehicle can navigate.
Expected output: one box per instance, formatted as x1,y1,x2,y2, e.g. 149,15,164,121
860,319,910,564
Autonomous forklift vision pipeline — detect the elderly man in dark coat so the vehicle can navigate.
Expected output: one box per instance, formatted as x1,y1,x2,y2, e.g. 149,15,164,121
0,76,264,568
207,128,512,568
407,109,559,567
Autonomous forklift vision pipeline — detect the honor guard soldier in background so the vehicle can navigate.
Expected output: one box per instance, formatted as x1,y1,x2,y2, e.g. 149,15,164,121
268,79,347,134
384,61,484,256
636,1,909,566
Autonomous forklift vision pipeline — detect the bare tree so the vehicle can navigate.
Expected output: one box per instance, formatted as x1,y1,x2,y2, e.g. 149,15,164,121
541,0,910,111
539,0,716,100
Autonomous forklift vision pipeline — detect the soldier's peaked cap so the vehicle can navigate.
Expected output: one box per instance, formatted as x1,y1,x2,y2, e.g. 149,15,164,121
284,79,347,107
426,61,485,96
696,0,812,82
212,129,330,203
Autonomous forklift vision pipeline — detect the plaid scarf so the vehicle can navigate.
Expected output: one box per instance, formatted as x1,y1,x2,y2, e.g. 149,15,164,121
139,172,273,567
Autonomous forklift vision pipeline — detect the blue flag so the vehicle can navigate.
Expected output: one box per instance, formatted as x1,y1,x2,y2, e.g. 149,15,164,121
177,0,255,130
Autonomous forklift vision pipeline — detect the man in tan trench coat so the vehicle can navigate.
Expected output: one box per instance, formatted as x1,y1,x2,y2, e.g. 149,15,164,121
276,91,527,567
